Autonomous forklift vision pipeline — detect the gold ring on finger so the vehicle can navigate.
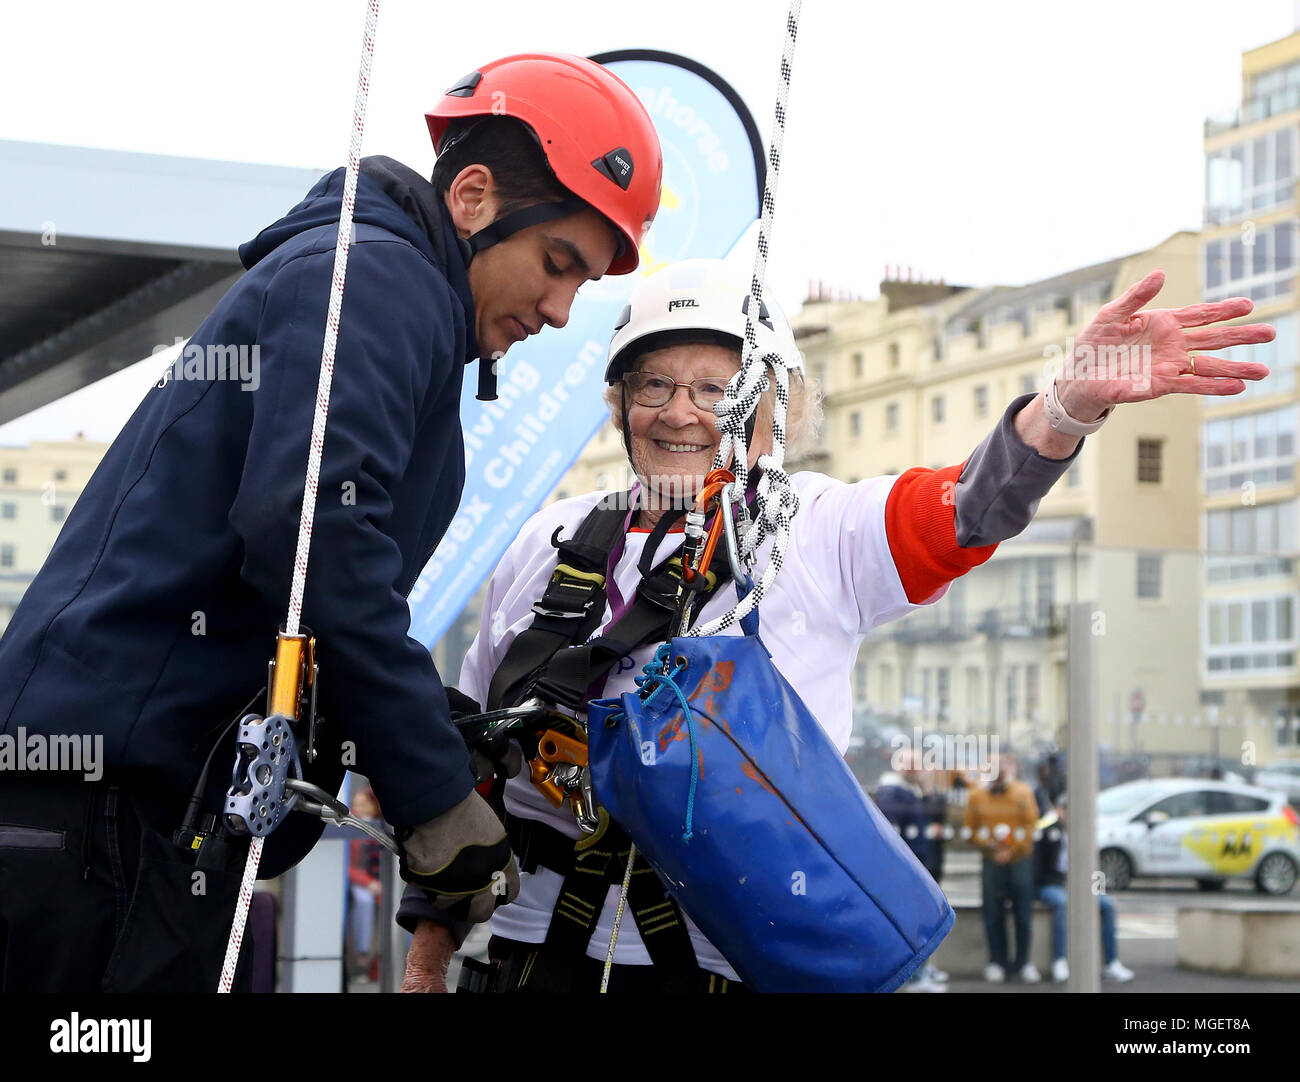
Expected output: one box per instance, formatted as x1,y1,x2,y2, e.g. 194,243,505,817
1188,354,1197,377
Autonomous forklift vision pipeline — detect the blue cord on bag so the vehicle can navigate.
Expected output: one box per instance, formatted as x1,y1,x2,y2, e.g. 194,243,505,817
634,644,702,842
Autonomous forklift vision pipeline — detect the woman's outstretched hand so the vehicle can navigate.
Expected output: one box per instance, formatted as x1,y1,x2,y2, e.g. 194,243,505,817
1057,269,1275,418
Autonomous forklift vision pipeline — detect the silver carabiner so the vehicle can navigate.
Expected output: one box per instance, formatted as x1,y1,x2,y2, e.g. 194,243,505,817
717,481,750,585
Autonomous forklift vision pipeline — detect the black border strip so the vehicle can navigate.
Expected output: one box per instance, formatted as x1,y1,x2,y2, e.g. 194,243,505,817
589,49,766,219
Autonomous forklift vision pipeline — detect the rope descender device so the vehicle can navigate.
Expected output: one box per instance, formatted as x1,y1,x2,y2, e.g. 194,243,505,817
223,627,398,853
454,698,602,834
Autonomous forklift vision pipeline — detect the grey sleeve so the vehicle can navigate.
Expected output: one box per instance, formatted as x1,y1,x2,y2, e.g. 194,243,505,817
953,392,1084,547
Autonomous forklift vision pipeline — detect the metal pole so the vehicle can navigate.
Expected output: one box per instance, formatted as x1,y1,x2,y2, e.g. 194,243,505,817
1066,601,1100,993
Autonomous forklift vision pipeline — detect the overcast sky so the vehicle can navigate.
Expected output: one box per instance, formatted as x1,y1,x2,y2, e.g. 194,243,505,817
2,0,1297,445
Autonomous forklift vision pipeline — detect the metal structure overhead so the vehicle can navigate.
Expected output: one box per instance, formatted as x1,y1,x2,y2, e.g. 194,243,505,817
0,139,327,424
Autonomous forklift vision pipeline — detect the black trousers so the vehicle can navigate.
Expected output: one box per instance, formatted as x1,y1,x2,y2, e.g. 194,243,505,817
0,774,253,992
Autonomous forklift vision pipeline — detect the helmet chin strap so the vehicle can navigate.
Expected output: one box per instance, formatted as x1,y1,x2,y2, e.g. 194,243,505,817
465,196,588,258
467,196,591,403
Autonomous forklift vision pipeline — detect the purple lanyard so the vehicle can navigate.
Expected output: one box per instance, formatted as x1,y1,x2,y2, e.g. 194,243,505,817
603,482,648,625
601,476,759,632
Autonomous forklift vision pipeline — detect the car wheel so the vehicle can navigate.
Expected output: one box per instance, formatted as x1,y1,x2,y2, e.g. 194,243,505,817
1254,852,1298,896
1099,848,1132,891
1194,878,1226,892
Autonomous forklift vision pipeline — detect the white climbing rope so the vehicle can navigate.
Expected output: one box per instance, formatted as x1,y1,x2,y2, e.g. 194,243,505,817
692,0,803,638
601,0,804,988
218,0,382,993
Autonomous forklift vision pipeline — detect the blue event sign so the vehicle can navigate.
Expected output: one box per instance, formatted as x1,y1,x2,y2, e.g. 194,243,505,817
406,52,764,647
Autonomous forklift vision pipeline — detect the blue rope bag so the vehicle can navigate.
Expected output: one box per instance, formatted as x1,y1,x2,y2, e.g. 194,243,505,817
587,629,955,993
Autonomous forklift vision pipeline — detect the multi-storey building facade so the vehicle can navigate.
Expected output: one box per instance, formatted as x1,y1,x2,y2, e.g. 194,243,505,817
0,436,107,633
1201,31,1300,760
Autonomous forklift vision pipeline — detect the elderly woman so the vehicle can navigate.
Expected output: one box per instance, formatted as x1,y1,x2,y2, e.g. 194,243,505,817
399,258,1272,993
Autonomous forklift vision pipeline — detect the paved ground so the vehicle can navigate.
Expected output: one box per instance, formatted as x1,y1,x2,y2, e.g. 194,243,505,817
925,850,1300,993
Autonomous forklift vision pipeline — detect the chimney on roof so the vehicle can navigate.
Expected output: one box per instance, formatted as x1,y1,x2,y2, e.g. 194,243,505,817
879,265,965,313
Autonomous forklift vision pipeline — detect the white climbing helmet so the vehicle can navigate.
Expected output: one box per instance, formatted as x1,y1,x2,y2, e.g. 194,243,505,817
604,258,803,383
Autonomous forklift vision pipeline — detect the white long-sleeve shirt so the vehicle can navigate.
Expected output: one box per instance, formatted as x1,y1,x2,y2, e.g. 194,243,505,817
460,469,982,977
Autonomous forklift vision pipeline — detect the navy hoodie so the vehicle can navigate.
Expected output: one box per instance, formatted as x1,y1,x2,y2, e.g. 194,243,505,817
0,156,480,835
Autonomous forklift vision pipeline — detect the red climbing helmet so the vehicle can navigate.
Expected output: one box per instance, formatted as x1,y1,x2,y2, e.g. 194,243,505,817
426,53,662,275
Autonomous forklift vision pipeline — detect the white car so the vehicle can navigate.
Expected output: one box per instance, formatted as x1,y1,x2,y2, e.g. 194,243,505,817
1254,760,1300,805
1097,779,1300,896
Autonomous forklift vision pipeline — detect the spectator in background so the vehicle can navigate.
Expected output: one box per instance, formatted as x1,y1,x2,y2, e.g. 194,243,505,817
1034,754,1065,810
965,751,1040,984
875,750,948,992
347,787,384,981
1034,798,1135,983
920,781,949,884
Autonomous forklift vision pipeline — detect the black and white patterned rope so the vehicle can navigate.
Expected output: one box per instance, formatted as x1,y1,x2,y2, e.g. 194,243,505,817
218,0,381,993
691,0,802,639
603,2,805,987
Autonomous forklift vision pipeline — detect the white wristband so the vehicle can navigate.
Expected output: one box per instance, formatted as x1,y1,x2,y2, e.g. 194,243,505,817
1042,378,1111,436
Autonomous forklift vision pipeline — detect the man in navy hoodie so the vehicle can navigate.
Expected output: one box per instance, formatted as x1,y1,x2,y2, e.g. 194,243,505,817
0,54,662,991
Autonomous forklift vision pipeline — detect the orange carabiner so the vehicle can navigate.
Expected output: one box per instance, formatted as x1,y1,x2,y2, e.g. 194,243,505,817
681,467,735,585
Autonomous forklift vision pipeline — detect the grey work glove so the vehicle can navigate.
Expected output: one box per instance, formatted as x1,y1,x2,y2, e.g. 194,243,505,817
396,790,520,924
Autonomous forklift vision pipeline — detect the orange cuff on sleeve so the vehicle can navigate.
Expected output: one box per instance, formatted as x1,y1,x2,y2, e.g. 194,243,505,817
885,462,999,603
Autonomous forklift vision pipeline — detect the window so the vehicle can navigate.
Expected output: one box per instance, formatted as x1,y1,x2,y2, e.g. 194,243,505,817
850,411,862,439
1204,221,1297,302
1205,501,1296,556
1005,666,1019,720
1205,127,1298,224
1025,664,1039,721
1036,556,1055,621
886,403,899,432
1205,592,1298,674
1018,558,1033,621
932,396,945,424
54,469,66,482
1203,405,1295,493
936,667,950,722
0,503,14,520
965,666,982,725
922,668,932,720
50,506,66,523
888,343,900,370
1137,439,1162,483
1209,791,1271,814
974,385,989,418
851,352,864,380
1020,373,1037,395
1137,553,1162,599
1,468,14,484
0,544,12,568
1066,462,1081,488
1143,791,1211,821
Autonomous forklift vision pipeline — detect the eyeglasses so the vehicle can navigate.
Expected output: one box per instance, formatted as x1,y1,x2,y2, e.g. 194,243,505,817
625,371,732,410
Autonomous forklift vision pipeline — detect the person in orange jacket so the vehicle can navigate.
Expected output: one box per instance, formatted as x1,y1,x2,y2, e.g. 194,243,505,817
965,751,1041,983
